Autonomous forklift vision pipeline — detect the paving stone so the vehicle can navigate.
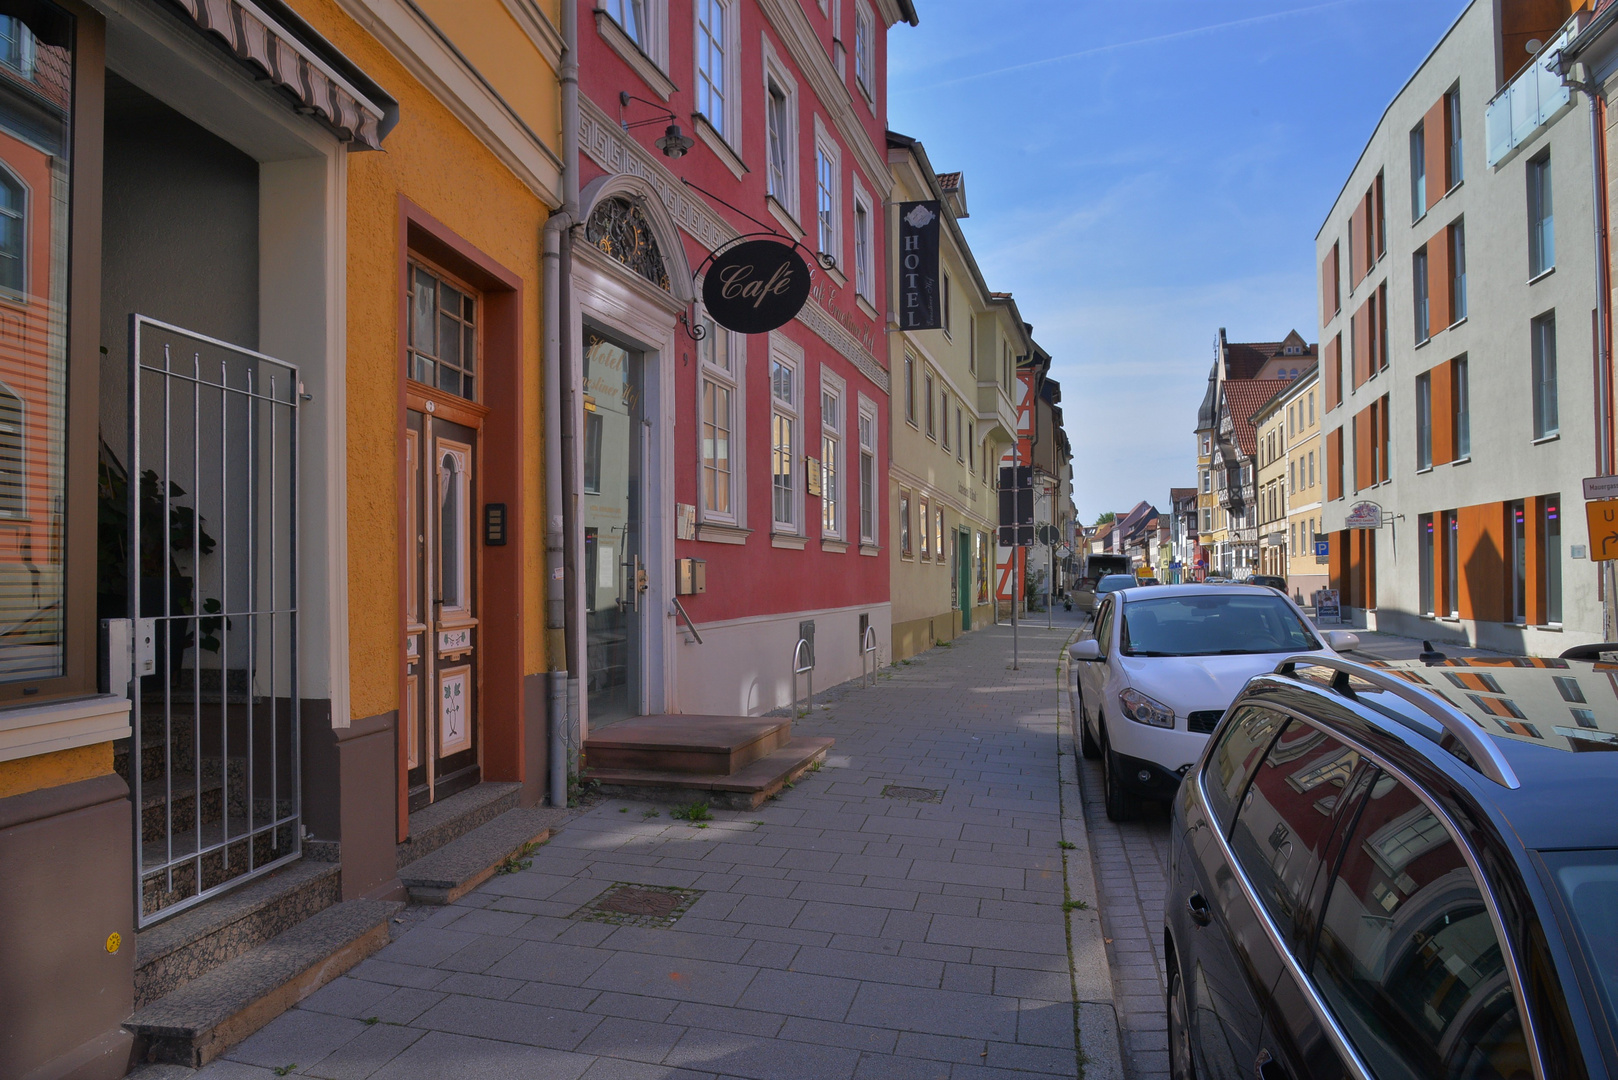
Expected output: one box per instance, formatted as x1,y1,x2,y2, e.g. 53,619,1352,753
663,1027,861,1080
574,1015,687,1063
367,1031,592,1080
411,994,602,1052
224,1009,367,1070
583,951,759,1006
303,1022,426,1080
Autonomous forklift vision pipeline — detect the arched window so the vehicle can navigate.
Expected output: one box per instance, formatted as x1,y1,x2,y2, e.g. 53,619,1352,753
0,166,24,295
585,196,670,291
0,382,22,515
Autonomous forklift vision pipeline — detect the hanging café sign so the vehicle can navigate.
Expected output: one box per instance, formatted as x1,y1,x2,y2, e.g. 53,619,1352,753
701,238,812,335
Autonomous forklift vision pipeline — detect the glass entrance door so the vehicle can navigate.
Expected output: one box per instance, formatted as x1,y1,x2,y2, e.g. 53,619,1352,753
958,531,972,631
583,329,644,728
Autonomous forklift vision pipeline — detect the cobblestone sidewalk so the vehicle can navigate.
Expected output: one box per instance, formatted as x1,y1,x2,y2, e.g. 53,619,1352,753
180,622,1102,1080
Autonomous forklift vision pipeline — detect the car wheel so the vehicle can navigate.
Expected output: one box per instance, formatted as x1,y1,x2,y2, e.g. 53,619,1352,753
1102,733,1139,822
1079,702,1101,760
1168,965,1196,1080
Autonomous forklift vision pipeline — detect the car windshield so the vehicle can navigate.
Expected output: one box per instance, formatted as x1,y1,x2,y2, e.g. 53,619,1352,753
1541,849,1618,1036
1120,593,1321,657
1097,575,1135,594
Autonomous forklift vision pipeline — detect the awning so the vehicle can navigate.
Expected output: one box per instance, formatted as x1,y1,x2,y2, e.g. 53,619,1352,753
168,0,394,149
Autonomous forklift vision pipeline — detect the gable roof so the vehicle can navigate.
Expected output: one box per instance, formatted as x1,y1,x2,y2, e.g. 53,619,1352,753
1223,379,1290,457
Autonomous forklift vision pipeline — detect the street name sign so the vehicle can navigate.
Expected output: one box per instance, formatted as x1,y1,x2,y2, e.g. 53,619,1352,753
1584,475,1618,501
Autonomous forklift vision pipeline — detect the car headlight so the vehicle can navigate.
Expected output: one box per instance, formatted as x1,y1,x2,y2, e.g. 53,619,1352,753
1118,688,1175,729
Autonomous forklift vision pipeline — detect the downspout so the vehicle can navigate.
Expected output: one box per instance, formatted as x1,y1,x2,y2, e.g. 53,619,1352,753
1568,56,1617,638
544,0,579,807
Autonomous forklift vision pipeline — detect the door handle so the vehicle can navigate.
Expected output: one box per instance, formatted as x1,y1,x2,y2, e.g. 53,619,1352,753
1255,1049,1289,1080
1187,892,1212,927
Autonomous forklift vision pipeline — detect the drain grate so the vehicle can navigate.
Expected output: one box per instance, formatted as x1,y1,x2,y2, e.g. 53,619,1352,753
882,784,943,803
574,883,701,928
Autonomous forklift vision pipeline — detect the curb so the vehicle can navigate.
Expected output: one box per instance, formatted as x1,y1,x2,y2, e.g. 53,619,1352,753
1057,636,1127,1080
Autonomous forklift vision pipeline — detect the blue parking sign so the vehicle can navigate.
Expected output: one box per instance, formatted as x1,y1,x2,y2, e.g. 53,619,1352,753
1314,539,1329,557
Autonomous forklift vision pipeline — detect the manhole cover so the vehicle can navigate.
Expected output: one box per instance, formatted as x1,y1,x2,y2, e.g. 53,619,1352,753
882,785,943,803
574,883,701,928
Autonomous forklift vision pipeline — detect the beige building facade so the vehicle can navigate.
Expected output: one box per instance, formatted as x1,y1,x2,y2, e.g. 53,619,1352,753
1283,366,1329,599
886,135,1021,660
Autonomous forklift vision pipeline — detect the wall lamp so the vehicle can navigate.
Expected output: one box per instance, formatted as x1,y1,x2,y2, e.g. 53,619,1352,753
619,91,694,159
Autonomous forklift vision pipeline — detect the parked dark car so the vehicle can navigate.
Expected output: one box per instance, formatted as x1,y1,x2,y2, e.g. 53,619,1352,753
1165,651,1618,1080
1247,574,1287,590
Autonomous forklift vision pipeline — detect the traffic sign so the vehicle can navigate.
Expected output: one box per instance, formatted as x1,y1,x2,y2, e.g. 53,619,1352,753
1314,539,1330,557
1585,475,1618,501
1587,498,1618,562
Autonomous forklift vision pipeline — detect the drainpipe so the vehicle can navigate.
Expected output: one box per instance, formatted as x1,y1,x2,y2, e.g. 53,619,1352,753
544,0,580,807
1567,58,1617,638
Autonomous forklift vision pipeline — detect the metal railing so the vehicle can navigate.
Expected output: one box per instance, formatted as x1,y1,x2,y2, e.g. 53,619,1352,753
127,315,301,927
861,625,878,687
671,597,703,644
791,637,814,716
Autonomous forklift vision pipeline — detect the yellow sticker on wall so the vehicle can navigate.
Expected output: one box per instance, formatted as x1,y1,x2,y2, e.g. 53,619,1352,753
105,932,121,954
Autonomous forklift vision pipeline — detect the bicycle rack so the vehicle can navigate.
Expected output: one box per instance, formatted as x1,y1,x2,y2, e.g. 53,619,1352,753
791,637,815,716
861,625,878,687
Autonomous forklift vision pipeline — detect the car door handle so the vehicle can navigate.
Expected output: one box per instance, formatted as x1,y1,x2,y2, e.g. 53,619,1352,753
1255,1049,1289,1080
1187,892,1212,927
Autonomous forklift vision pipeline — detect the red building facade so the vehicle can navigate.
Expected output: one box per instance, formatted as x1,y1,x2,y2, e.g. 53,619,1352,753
571,0,914,727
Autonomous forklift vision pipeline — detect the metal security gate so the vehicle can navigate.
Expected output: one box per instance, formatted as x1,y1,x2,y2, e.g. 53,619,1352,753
125,315,300,927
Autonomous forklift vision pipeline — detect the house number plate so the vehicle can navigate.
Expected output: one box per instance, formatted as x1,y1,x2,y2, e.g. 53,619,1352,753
438,628,471,653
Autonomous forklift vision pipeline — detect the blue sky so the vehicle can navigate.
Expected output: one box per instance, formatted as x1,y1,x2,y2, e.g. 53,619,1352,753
888,0,1469,524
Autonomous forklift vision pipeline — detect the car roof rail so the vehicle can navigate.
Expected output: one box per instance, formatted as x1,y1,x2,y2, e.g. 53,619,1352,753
1272,654,1520,790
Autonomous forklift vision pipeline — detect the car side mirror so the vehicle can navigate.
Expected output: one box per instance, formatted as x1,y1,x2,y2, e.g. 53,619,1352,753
1323,630,1359,652
1069,640,1102,662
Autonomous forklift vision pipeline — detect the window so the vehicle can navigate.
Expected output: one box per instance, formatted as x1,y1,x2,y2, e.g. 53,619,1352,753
1412,247,1429,342
852,192,872,300
1201,705,1285,829
903,353,916,425
1409,121,1426,220
699,318,736,520
858,402,876,545
1449,219,1466,322
1529,153,1554,277
1374,170,1387,255
1200,469,1210,494
853,2,873,99
968,315,977,373
967,422,974,470
1446,86,1463,187
941,270,952,336
1415,372,1432,470
1202,508,1212,532
1455,356,1471,458
1511,500,1527,623
1289,459,1295,494
408,263,479,400
607,0,648,46
1419,513,1434,614
1378,281,1389,368
955,405,964,462
1229,719,1362,941
765,73,795,213
771,354,798,531
924,368,935,438
1546,496,1563,624
919,497,930,558
1444,510,1459,615
940,390,950,452
1532,311,1558,439
934,507,944,562
815,139,837,259
694,0,729,137
1311,773,1531,1080
821,381,842,538
0,16,37,76
0,383,21,515
1308,391,1315,425
0,165,22,294
899,490,912,556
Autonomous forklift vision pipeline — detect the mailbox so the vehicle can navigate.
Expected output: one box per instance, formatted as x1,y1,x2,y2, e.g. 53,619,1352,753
676,557,706,595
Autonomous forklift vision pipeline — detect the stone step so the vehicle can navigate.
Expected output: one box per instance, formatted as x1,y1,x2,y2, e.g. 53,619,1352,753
396,780,520,869
125,898,401,1068
585,735,834,810
398,805,566,905
134,859,340,1009
583,714,793,776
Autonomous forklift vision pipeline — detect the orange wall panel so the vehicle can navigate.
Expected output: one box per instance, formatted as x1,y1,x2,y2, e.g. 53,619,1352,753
1458,502,1507,623
1429,228,1452,331
1325,335,1342,410
1327,427,1344,501
1431,360,1455,466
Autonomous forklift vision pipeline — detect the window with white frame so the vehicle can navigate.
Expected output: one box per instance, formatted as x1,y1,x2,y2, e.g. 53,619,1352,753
771,351,799,531
815,136,838,260
940,391,950,452
607,0,649,46
924,368,935,438
699,315,738,522
955,404,964,462
821,373,844,538
942,270,952,336
853,1,873,99
764,56,797,216
852,187,873,301
968,314,976,373
858,399,877,545
694,0,735,142
967,421,974,471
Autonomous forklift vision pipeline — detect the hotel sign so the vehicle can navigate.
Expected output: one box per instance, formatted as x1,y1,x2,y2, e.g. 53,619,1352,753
702,239,811,334
897,201,942,330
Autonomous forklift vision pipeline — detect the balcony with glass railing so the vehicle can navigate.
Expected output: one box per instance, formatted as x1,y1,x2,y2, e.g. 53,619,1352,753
1486,17,1586,168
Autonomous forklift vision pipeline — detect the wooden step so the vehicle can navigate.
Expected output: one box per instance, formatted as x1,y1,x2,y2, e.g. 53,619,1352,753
583,714,793,775
585,735,834,810
125,899,401,1068
134,859,340,1009
398,805,566,905
396,780,520,869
